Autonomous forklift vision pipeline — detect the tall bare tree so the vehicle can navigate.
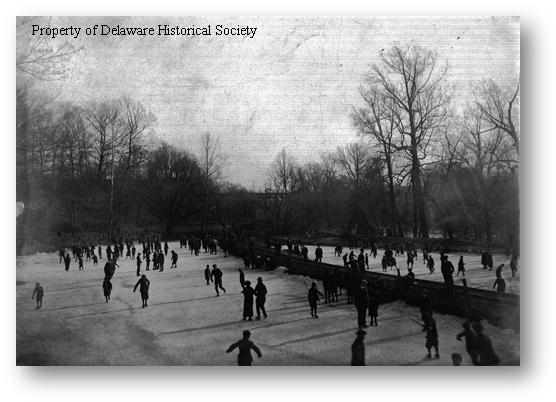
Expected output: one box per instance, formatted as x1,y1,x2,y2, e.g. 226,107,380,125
475,79,520,155
353,85,404,237
199,132,222,232
371,45,450,238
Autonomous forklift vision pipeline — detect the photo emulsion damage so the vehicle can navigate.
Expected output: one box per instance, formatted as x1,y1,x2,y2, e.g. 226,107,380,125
16,16,520,366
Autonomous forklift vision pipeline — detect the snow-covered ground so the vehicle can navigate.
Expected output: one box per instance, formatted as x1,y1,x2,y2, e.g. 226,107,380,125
16,242,520,365
298,245,520,294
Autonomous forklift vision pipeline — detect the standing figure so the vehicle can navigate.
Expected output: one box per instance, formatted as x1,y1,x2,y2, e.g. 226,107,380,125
424,313,440,359
32,283,44,309
510,257,518,278
133,274,150,308
457,256,465,276
354,280,369,329
64,253,71,271
307,282,324,318
241,281,255,321
171,251,178,268
315,245,323,263
493,271,506,293
255,277,267,319
145,250,151,271
351,330,366,366
136,253,142,276
204,265,212,285
102,277,112,303
427,255,435,274
226,330,262,366
158,252,165,272
78,255,84,271
92,254,98,266
164,241,169,256
407,251,414,269
211,264,226,296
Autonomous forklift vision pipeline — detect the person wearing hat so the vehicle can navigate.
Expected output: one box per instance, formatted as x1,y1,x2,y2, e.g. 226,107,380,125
241,280,255,320
255,277,268,319
32,283,44,309
351,329,366,366
133,274,150,308
226,330,262,366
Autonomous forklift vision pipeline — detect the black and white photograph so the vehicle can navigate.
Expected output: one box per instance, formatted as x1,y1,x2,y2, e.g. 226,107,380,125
15,15,520,366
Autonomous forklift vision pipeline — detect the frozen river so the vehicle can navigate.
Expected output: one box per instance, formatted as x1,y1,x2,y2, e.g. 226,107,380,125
16,242,520,365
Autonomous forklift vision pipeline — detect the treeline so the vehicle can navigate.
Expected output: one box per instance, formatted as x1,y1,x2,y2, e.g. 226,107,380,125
16,44,519,254
15,87,242,253
262,46,519,246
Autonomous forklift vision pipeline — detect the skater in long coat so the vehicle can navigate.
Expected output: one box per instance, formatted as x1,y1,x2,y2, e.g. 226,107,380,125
102,278,112,303
242,281,255,320
133,274,150,308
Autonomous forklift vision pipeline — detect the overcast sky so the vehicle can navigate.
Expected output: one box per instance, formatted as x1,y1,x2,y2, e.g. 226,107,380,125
18,16,520,189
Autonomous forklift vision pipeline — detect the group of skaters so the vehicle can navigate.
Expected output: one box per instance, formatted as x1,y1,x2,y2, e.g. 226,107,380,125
34,232,507,365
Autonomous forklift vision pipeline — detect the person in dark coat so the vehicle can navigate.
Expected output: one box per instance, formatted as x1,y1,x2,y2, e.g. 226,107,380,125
226,330,262,366
204,265,212,285
510,257,518,278
211,265,226,296
493,271,506,293
255,277,268,319
102,278,112,303
32,283,44,309
238,268,246,288
170,251,178,268
133,274,150,308
64,253,71,271
354,280,369,329
472,321,500,366
357,249,365,271
136,253,142,276
441,255,455,294
351,329,366,366
427,255,435,274
315,245,323,263
241,281,255,320
308,282,324,318
457,256,465,276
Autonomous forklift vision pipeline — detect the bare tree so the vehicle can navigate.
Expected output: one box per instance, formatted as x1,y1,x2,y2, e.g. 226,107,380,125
353,85,404,237
265,148,300,234
199,132,222,232
475,79,520,155
371,45,450,238
16,17,83,81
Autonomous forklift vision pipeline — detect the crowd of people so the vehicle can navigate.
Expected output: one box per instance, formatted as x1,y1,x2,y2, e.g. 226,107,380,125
28,233,510,366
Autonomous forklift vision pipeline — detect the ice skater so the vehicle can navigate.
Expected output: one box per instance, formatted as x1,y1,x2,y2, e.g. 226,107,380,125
255,277,267,319
226,330,262,366
102,277,112,303
241,280,255,320
211,264,226,296
308,282,324,318
133,274,150,308
32,283,44,309
204,265,212,285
